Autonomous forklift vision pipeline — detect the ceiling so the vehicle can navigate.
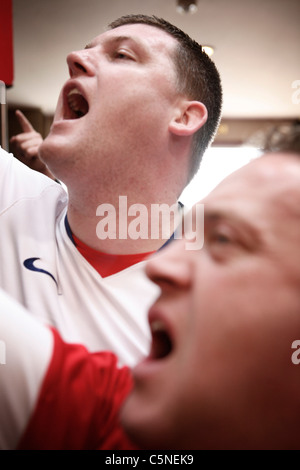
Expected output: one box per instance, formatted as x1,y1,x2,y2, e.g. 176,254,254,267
6,0,300,119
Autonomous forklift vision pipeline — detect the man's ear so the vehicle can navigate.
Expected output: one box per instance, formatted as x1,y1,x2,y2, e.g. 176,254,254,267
168,101,208,136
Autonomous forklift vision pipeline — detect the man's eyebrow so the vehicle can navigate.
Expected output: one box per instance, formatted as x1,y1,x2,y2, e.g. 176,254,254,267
205,210,249,228
205,212,230,223
85,35,145,51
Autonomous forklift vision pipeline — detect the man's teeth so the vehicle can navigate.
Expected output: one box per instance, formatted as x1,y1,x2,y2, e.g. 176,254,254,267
151,320,166,333
67,88,88,117
68,87,83,97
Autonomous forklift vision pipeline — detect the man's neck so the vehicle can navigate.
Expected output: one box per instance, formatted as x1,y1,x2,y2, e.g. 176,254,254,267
66,193,182,255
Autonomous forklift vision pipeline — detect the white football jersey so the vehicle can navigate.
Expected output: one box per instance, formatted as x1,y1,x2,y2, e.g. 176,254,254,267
0,147,159,366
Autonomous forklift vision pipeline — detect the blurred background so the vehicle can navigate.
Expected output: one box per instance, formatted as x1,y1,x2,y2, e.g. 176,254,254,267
1,0,300,205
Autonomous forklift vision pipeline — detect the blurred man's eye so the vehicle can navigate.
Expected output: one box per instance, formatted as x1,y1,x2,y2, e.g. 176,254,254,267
209,226,233,245
212,232,232,244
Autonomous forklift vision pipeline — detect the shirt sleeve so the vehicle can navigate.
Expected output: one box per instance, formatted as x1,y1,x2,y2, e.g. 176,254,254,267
17,328,138,450
0,288,54,449
0,147,66,212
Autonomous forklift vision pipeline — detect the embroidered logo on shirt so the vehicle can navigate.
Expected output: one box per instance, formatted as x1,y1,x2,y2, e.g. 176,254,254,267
23,258,58,286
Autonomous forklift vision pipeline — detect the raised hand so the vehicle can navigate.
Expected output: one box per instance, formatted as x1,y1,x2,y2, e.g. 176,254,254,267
10,110,55,180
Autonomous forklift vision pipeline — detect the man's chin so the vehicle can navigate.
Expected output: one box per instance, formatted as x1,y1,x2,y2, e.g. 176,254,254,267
38,138,54,167
38,136,68,181
39,131,71,160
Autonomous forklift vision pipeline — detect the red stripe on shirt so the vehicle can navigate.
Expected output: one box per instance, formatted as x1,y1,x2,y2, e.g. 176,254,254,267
17,328,138,450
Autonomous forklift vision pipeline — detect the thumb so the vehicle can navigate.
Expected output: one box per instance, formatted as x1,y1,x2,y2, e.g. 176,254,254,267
15,109,35,133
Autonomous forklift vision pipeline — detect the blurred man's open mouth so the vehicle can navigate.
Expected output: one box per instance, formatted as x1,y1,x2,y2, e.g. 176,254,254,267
149,320,173,360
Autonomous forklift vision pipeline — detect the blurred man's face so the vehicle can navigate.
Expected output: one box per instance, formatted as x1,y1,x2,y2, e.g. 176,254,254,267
121,152,300,450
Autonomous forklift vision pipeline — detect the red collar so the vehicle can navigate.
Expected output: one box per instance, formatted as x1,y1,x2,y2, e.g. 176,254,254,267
72,233,154,277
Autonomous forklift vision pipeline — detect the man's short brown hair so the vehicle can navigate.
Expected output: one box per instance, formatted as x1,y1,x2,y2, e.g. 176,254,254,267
109,14,223,184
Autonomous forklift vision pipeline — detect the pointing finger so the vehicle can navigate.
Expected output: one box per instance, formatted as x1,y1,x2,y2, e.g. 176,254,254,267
15,109,35,133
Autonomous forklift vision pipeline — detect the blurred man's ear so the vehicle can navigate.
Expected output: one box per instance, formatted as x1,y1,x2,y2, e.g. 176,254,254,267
168,101,207,136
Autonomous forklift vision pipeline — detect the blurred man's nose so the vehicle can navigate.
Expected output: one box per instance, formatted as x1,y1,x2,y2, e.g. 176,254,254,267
146,239,193,292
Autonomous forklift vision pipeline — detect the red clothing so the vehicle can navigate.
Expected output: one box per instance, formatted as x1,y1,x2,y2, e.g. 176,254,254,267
72,232,155,277
17,328,138,450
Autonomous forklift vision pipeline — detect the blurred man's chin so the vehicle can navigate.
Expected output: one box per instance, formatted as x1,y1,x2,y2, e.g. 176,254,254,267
120,394,178,450
120,396,146,448
120,396,163,450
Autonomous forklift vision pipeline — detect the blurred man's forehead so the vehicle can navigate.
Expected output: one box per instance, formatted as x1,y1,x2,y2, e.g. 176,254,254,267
207,153,300,200
196,159,300,275
202,153,300,229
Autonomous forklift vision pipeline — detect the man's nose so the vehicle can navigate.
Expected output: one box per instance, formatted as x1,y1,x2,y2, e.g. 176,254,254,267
66,50,94,78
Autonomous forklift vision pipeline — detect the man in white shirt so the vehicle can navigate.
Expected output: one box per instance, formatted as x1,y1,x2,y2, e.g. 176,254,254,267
3,15,222,366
